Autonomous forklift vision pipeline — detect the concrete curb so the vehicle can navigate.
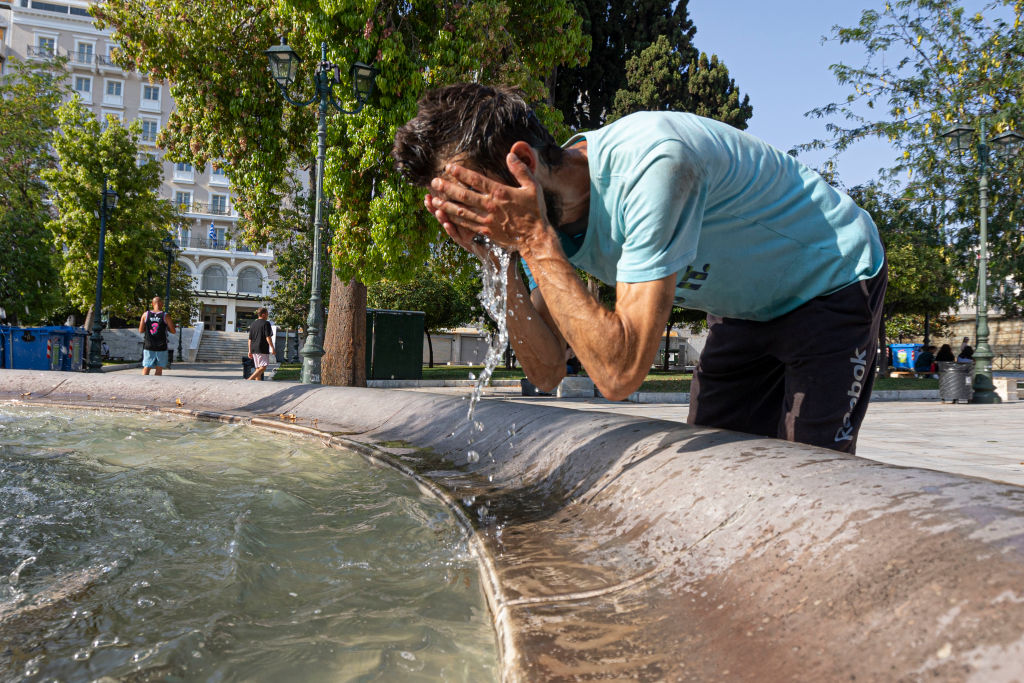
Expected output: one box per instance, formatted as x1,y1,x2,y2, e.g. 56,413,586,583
99,362,141,372
2,369,1024,681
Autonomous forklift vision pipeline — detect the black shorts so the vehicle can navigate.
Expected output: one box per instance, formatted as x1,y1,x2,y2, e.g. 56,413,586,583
687,264,887,453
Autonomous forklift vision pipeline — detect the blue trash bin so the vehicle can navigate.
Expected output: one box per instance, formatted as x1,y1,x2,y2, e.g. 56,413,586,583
890,343,923,371
0,328,6,369
1,327,55,370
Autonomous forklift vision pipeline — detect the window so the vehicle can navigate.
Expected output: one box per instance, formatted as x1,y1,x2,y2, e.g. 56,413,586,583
237,267,263,294
73,76,92,102
210,163,230,186
136,151,158,167
100,111,122,131
177,227,191,248
140,118,159,143
35,36,56,58
74,42,94,66
202,265,228,291
103,80,123,106
173,161,194,182
173,191,192,212
210,194,228,215
141,84,161,111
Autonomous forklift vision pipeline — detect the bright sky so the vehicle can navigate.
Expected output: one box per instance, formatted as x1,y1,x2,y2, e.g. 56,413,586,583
687,1,900,189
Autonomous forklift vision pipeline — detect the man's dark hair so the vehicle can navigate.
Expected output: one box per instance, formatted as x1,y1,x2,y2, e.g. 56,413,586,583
392,83,564,187
258,307,268,317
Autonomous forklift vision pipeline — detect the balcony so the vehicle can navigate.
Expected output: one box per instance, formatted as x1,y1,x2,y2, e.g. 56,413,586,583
175,237,269,255
27,46,56,59
174,201,234,217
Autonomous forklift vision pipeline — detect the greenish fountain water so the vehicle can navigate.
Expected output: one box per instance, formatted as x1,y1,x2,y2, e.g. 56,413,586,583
0,405,498,682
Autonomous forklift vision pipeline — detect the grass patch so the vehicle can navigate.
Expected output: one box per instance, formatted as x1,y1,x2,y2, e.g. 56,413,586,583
272,363,301,381
874,376,939,390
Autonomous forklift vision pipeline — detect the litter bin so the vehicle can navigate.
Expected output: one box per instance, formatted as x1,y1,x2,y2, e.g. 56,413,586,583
1,326,55,370
365,309,425,380
938,361,973,403
890,343,923,371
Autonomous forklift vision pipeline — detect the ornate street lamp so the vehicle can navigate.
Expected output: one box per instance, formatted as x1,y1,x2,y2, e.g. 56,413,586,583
939,120,1023,403
264,38,377,384
161,234,179,365
87,179,118,372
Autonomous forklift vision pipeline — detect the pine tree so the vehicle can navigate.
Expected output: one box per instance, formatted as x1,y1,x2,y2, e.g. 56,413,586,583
552,0,696,130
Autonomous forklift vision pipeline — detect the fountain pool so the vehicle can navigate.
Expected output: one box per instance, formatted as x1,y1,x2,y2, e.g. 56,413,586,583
0,405,498,681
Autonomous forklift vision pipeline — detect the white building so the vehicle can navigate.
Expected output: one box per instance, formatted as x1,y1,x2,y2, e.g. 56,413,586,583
0,0,276,333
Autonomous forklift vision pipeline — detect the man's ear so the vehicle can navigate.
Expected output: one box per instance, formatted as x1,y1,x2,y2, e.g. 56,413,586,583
509,141,539,173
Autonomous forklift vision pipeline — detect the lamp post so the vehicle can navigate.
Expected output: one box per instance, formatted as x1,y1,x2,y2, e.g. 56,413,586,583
940,120,1024,403
264,39,377,384
87,178,119,372
161,234,178,365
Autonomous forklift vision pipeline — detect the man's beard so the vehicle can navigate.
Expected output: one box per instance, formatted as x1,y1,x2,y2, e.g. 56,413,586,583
543,188,563,231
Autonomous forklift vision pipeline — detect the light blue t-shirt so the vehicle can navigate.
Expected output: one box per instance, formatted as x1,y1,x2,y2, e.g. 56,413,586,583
544,112,885,321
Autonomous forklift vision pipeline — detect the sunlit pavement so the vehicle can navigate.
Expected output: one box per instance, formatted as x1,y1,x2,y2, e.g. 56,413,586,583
127,362,1024,489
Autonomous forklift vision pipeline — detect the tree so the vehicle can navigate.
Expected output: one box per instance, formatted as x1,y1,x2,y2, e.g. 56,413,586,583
0,56,68,325
847,183,959,357
552,0,697,129
43,100,187,328
609,35,752,128
95,0,589,385
805,0,1024,312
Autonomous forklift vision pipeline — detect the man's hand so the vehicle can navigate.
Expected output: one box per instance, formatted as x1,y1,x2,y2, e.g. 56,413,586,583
426,152,552,255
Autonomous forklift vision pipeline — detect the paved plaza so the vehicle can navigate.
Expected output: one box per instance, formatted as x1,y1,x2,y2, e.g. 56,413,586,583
123,362,1024,488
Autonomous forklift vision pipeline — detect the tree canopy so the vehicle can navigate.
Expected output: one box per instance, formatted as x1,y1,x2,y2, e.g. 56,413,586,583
552,0,697,130
610,35,752,128
94,0,589,286
806,0,1024,312
43,100,192,322
0,57,67,325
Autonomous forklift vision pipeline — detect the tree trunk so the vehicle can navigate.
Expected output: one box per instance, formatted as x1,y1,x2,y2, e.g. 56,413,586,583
321,268,366,386
83,305,95,360
426,330,434,368
662,321,671,372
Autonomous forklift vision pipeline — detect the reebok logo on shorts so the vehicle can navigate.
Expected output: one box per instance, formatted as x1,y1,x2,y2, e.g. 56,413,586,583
834,348,868,443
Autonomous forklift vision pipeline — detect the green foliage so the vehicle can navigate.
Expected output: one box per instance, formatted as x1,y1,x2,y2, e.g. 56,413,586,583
806,0,1024,311
367,271,477,334
95,0,589,288
42,100,189,321
847,183,959,321
267,184,330,330
553,0,695,129
610,36,752,129
0,57,68,325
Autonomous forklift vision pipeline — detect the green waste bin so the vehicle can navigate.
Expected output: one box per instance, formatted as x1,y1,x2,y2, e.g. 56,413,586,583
365,309,424,380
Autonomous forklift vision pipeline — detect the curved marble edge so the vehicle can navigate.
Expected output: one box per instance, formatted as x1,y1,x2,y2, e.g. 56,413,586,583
3,370,1024,682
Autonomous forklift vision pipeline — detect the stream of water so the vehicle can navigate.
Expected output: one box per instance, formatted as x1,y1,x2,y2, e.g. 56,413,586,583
0,405,498,682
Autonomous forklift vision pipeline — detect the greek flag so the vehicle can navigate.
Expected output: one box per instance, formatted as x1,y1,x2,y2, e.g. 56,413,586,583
208,221,217,247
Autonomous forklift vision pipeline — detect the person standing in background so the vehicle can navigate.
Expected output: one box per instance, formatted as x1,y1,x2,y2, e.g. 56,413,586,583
139,296,175,376
247,308,275,380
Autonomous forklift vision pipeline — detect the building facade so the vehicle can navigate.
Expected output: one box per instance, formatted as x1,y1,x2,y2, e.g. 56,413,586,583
0,0,276,333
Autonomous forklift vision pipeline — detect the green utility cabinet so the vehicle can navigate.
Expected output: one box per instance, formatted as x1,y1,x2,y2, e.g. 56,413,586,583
365,309,424,380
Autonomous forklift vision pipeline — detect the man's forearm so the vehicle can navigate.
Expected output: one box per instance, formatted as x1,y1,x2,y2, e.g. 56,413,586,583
520,231,673,401
503,259,566,391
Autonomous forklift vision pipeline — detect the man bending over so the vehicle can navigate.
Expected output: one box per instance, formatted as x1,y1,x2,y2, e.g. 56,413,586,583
392,84,886,453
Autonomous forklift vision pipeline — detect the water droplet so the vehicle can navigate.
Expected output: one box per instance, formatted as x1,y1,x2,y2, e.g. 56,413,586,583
400,651,415,661
468,372,476,380
73,649,92,661
137,597,155,607
467,450,480,463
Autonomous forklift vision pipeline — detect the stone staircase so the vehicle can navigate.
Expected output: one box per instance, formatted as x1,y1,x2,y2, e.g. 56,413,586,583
195,331,251,362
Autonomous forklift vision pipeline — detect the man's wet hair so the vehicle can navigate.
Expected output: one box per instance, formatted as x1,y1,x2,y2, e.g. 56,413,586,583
392,83,565,187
